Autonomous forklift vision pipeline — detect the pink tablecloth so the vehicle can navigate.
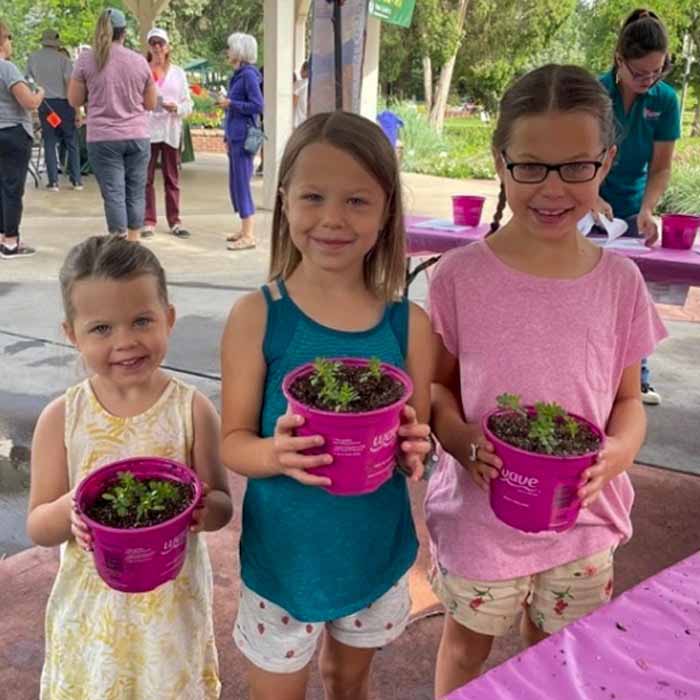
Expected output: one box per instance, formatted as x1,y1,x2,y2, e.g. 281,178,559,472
406,216,700,286
448,551,700,700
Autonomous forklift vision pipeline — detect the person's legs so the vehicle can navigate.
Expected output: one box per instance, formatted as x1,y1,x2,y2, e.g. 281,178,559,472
321,573,411,700
143,143,160,235
161,144,187,235
88,140,128,237
0,126,35,257
319,635,375,700
123,139,150,242
57,100,82,187
429,562,527,697
39,103,59,188
623,214,660,402
227,142,256,249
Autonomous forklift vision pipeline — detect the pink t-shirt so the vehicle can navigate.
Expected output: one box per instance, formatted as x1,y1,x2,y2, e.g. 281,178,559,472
426,240,667,580
73,44,152,142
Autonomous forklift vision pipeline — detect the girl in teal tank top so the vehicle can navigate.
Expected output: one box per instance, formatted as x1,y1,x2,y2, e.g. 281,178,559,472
221,112,435,699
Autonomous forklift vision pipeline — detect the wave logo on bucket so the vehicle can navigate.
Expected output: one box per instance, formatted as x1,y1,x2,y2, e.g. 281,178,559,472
162,531,187,553
369,427,397,453
499,468,540,496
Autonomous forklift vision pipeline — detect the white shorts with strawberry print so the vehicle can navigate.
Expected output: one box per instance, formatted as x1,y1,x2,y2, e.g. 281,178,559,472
233,573,411,673
430,546,614,636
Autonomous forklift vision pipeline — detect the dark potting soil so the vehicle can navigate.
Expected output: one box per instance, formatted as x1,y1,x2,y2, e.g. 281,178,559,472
289,364,405,412
488,412,601,456
86,478,194,529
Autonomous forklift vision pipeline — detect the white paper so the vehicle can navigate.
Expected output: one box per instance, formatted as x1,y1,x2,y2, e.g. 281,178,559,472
412,218,470,232
577,212,628,240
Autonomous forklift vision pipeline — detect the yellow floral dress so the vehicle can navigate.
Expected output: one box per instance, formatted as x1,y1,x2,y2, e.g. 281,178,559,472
40,377,221,700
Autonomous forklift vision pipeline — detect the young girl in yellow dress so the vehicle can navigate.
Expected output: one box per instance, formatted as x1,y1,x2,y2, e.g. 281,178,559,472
27,236,233,699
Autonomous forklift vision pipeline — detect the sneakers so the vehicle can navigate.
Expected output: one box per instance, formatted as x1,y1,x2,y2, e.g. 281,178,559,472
0,243,37,259
72,183,84,191
140,226,155,239
46,183,59,192
641,384,661,406
171,224,190,239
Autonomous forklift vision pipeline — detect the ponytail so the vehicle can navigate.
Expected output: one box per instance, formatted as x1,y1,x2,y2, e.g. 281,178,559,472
93,10,126,71
489,183,507,235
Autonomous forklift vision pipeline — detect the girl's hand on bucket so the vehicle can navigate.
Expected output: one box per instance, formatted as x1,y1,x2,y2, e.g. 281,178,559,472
70,497,93,552
465,438,501,492
190,483,210,533
577,437,629,507
397,406,431,481
271,413,333,488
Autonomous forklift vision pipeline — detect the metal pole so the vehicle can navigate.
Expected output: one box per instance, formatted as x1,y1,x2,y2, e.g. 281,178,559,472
333,0,343,109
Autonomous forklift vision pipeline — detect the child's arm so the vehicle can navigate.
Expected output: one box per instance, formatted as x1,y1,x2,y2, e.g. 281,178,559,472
220,291,332,486
578,362,646,507
26,397,73,546
431,336,502,489
189,391,233,532
397,303,436,479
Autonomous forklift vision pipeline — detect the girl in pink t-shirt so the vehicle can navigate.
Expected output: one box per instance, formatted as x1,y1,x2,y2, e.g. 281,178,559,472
427,64,667,698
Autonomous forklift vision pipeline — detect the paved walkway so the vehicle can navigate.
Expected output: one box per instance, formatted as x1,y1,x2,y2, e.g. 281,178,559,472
1,155,699,699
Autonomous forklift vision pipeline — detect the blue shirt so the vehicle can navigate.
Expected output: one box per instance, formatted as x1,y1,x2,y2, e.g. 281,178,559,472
377,110,404,148
223,63,263,143
599,70,680,219
239,280,418,621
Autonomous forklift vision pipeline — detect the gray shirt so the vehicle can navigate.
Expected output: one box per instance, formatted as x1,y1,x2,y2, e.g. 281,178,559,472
0,59,33,138
27,47,72,99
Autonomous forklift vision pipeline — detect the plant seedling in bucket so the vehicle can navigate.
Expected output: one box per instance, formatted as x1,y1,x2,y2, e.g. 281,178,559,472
483,394,603,533
282,357,413,496
75,458,201,593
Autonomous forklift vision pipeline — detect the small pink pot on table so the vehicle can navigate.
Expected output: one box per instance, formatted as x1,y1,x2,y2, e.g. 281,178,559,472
660,214,700,250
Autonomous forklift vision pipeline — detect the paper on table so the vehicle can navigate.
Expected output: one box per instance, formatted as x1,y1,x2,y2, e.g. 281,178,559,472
411,218,471,232
577,211,628,240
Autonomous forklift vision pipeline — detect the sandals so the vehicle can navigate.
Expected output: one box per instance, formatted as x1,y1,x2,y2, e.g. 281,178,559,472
226,232,243,242
171,225,191,239
227,237,256,251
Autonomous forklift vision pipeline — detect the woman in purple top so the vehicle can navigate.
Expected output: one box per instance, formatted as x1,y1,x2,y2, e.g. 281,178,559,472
68,8,157,242
218,32,263,251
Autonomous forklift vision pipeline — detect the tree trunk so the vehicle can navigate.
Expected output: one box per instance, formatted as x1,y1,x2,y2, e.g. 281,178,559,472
692,100,700,138
423,55,433,115
428,0,470,134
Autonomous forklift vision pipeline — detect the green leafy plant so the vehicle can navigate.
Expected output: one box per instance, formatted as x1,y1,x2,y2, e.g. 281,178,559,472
496,393,526,416
101,471,183,524
309,357,384,412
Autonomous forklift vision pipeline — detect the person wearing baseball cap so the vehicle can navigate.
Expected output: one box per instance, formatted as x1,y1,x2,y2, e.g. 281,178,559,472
68,8,158,241
27,28,83,192
142,26,193,238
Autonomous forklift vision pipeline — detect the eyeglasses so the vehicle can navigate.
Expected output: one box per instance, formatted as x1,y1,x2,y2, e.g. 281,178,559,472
149,40,166,47
501,151,607,184
622,59,671,84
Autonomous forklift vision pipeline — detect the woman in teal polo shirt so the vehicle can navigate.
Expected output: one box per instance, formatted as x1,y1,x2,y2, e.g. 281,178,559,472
597,8,680,405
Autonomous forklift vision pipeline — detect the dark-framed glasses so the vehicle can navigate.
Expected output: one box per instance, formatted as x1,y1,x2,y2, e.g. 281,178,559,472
622,58,672,84
149,39,166,47
501,151,607,184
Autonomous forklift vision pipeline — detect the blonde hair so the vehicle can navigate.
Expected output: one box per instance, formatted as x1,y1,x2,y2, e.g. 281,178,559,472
269,111,406,302
0,20,10,48
93,10,125,72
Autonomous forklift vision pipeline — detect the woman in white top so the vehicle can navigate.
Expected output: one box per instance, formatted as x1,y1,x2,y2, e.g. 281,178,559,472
142,27,193,238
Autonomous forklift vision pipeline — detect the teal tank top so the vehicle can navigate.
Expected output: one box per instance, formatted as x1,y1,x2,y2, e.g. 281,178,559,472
239,280,418,621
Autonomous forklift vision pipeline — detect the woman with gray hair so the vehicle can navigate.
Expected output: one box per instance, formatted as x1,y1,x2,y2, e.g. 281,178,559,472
217,32,263,250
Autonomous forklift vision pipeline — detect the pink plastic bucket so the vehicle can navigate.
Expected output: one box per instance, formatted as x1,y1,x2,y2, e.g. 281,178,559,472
452,195,485,226
483,409,603,533
282,358,413,496
661,214,700,250
75,457,202,593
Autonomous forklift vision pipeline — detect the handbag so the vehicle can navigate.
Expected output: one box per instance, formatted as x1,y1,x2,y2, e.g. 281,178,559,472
243,114,266,155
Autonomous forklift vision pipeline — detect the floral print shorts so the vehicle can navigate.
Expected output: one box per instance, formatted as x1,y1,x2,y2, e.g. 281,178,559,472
429,547,615,636
234,573,411,673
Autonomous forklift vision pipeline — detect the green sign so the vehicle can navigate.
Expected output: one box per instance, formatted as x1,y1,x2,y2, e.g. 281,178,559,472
369,0,416,28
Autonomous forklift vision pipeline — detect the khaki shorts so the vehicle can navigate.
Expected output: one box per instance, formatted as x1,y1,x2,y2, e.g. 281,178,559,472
430,547,615,636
